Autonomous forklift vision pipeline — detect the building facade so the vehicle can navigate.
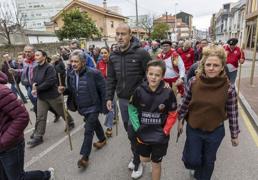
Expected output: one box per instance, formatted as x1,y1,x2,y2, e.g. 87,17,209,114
153,11,192,41
245,0,258,49
45,0,127,41
15,0,72,31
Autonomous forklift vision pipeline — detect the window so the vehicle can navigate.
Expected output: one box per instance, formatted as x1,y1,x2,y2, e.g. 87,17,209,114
111,21,114,28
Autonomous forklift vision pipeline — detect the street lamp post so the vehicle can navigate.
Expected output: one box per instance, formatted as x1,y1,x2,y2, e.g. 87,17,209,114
174,2,178,41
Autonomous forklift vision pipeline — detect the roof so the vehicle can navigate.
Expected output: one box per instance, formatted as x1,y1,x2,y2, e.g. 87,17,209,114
51,0,127,21
176,11,193,17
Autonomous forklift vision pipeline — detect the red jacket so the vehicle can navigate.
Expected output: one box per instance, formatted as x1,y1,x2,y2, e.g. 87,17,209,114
177,47,194,71
224,45,245,68
97,59,108,79
0,71,29,151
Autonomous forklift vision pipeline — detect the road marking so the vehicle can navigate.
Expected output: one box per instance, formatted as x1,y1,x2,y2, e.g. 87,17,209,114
25,123,84,168
24,119,52,135
239,106,258,148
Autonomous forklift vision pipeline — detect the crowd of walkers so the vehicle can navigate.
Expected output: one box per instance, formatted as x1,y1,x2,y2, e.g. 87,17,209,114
0,22,245,180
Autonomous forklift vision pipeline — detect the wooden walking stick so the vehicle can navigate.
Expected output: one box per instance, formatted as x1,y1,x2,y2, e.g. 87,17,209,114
115,99,119,136
6,60,32,124
58,73,73,151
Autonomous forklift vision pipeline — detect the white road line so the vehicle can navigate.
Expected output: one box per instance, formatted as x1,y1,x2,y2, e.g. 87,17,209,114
25,123,84,168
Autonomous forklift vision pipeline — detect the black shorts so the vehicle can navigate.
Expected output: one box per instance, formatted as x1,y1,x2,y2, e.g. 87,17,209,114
136,142,168,163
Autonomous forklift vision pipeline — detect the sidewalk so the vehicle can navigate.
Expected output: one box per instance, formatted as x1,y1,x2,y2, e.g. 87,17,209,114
238,76,258,129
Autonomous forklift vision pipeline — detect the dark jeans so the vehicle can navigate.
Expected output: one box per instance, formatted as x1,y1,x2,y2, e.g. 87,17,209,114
182,124,225,180
80,112,105,157
0,140,50,180
119,98,140,170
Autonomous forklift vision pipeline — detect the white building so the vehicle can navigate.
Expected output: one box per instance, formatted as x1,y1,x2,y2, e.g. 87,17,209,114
15,0,72,31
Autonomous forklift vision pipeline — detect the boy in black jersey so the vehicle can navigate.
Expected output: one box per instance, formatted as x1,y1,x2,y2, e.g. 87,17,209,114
128,60,177,180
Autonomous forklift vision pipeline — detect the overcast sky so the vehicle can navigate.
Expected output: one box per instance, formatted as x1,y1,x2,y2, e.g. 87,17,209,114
88,0,239,30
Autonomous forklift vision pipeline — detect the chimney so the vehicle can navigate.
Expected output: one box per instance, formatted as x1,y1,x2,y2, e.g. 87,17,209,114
103,0,107,9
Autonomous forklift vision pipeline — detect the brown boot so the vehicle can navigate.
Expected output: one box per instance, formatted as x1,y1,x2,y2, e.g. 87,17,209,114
105,128,112,138
93,139,107,149
77,156,89,168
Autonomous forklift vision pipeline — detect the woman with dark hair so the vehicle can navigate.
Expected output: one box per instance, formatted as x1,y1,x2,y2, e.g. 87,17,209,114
97,47,117,137
27,50,75,148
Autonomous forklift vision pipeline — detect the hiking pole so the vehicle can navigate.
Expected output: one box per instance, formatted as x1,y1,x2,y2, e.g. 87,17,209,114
237,63,242,101
115,100,119,136
58,73,73,151
176,119,184,143
6,61,32,125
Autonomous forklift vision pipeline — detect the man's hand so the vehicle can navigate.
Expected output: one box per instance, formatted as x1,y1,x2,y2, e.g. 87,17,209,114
8,68,15,74
164,82,171,89
231,138,239,147
58,86,65,94
175,78,184,86
177,119,184,135
239,59,245,64
106,100,113,111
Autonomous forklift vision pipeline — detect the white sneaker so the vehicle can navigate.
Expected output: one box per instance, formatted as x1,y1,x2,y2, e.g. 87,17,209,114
48,167,55,180
128,159,135,170
131,163,143,179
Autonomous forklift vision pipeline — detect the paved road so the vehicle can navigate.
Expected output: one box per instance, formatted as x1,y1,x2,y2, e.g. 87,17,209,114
22,101,258,180
17,60,258,180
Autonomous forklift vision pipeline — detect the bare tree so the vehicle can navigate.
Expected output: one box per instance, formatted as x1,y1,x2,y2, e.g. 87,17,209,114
138,15,154,39
0,0,26,45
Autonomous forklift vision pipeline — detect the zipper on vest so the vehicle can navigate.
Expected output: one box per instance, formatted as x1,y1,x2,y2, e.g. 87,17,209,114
121,55,126,89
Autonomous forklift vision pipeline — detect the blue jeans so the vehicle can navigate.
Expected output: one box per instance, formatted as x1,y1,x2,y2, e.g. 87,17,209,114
0,140,50,180
182,124,225,180
104,98,117,129
80,112,106,157
228,70,238,84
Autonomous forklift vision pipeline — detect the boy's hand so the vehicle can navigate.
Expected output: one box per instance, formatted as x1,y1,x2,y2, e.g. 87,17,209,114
106,100,113,111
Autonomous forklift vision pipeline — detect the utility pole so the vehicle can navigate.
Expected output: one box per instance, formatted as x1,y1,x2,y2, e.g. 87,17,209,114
135,0,139,39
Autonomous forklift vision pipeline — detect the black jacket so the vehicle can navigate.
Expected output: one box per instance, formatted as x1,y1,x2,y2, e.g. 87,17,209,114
33,62,59,100
106,36,152,100
131,81,177,144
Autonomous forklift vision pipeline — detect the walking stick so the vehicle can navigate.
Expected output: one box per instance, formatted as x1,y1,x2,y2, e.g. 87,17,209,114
176,119,184,143
6,61,32,124
58,73,73,151
115,100,119,136
237,47,244,100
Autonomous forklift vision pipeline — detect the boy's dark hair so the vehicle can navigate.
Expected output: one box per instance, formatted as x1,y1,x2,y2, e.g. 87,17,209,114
146,60,166,76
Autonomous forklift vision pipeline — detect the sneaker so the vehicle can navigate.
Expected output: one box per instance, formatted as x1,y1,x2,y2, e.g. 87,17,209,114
131,163,143,179
48,167,55,180
105,128,112,137
30,132,35,139
27,137,43,148
77,156,89,169
53,115,60,123
93,139,107,149
128,159,135,171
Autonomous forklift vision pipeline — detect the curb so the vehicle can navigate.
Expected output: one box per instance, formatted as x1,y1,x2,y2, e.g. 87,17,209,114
239,91,258,130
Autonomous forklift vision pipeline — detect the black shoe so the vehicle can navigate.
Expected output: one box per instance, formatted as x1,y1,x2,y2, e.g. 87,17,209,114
53,115,60,123
30,132,35,139
27,137,43,148
64,123,75,132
